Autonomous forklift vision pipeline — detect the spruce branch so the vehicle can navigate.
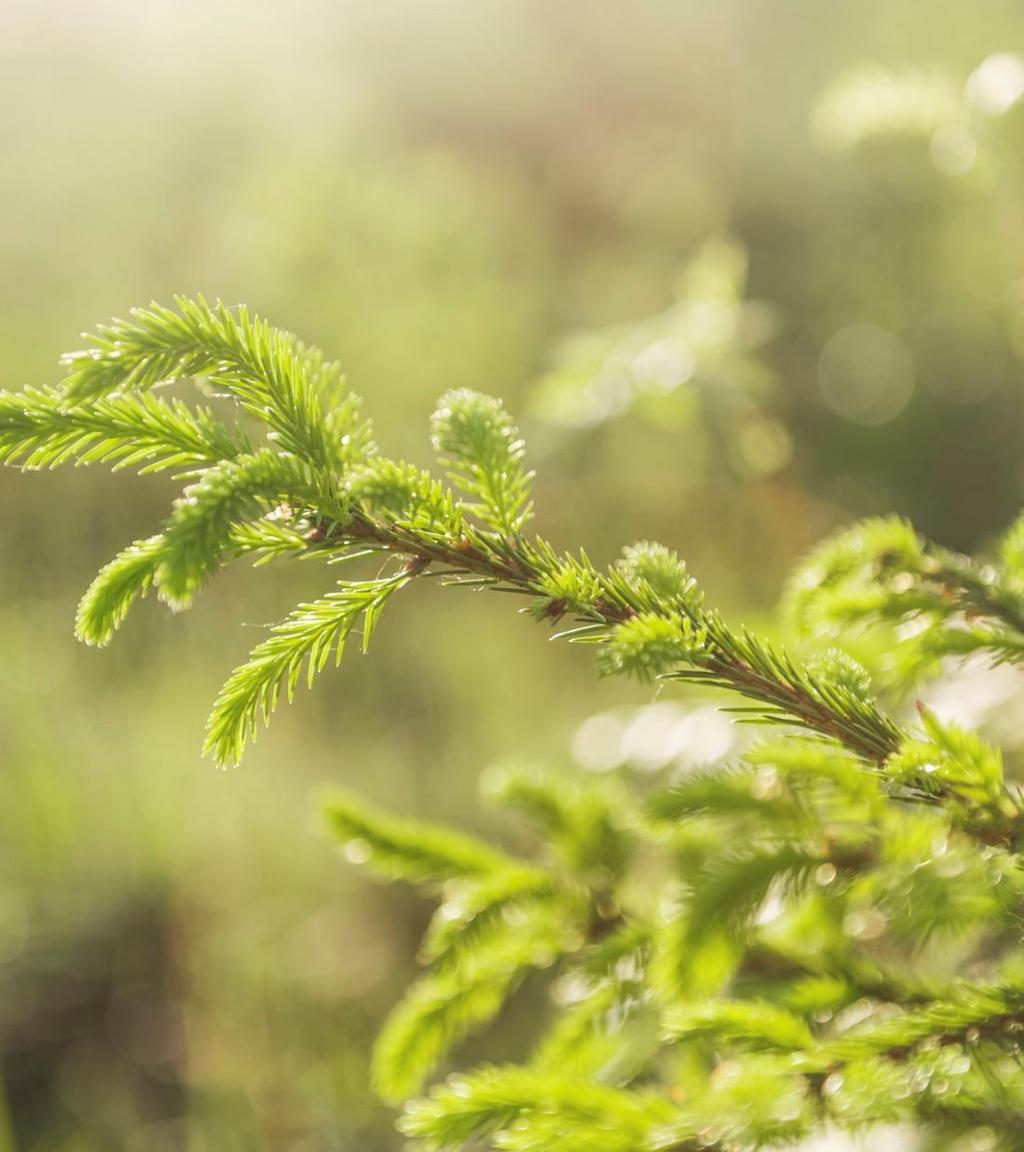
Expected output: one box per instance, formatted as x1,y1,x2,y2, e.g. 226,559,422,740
0,385,247,473
373,904,570,1103
664,998,817,1052
323,789,535,889
419,867,556,972
431,388,533,535
530,973,652,1078
205,573,409,765
786,514,1024,668
13,300,1024,1148
400,1065,679,1152
76,451,323,648
11,300,1024,853
823,983,1024,1062
2,299,1005,800
311,508,905,770
59,296,371,470
75,535,172,646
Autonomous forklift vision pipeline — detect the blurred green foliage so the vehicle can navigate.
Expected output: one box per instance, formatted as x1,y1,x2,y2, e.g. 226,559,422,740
3,1,1024,1148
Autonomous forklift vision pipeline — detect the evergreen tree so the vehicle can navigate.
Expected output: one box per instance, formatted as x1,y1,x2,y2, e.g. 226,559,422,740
5,297,1024,1149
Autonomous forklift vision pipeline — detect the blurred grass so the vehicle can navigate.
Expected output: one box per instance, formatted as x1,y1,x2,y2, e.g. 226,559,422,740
3,1,1024,1147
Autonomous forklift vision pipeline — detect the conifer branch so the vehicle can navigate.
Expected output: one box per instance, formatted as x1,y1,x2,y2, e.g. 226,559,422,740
0,385,247,473
373,904,570,1103
204,574,409,764
6,296,916,771
312,510,905,769
59,296,371,470
323,790,534,888
786,515,1024,668
401,1066,679,1151
10,299,1024,1148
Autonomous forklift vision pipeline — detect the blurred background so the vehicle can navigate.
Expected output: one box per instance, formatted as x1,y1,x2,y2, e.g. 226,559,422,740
2,1,1024,1147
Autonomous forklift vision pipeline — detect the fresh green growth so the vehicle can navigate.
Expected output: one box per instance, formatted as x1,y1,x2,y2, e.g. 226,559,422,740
785,514,1024,674
430,388,533,535
7,297,1024,1148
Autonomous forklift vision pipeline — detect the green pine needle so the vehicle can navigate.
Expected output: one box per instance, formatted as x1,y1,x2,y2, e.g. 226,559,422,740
0,385,247,473
205,575,408,765
323,789,530,888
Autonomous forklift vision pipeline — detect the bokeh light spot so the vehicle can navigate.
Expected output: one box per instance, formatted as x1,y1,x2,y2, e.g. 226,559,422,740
966,53,1024,116
818,324,915,426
